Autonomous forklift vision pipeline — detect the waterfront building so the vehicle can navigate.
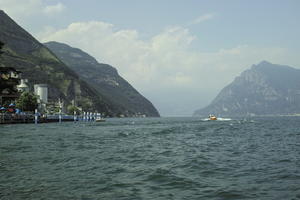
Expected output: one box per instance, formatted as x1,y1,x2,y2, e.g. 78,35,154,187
34,84,48,104
34,84,48,113
17,79,29,92
0,67,21,105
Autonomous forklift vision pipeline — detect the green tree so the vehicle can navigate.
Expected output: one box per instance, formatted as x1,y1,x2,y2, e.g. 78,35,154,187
16,92,38,111
67,105,81,115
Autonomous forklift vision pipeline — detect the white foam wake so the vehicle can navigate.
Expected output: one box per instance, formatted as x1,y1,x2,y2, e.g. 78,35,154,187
201,117,232,121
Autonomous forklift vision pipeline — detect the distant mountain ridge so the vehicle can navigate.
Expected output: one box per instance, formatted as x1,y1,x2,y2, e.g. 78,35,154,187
44,41,160,117
194,61,300,117
0,10,159,117
0,10,109,113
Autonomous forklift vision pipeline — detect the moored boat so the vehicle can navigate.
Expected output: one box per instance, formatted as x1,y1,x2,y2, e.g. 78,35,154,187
95,117,105,122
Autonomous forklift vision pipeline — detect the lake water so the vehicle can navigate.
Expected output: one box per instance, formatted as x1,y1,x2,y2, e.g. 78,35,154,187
0,117,299,199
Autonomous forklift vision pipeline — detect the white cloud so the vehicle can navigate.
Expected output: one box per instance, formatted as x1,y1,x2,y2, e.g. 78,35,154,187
188,13,215,26
0,0,65,18
43,2,65,15
39,21,298,116
0,0,41,17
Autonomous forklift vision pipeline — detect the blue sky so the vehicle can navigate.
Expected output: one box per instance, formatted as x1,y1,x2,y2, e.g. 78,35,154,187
1,0,299,116
39,0,300,50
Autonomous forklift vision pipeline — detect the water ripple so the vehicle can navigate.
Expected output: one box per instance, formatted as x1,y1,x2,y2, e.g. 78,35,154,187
1,117,300,199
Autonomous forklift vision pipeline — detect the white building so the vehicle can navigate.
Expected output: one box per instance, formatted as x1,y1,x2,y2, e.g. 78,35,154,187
17,79,29,92
34,84,48,103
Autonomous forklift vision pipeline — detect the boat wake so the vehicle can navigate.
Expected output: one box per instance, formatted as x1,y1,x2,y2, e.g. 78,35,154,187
217,118,232,121
201,117,232,121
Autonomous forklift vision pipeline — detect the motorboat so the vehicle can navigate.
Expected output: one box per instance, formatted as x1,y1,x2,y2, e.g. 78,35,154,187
209,114,217,120
95,117,106,122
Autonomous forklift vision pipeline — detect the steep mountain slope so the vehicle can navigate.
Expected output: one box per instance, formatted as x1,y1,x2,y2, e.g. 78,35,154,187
0,10,122,116
194,61,300,117
44,41,160,117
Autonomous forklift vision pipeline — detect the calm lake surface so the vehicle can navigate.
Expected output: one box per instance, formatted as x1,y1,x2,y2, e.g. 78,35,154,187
1,117,300,200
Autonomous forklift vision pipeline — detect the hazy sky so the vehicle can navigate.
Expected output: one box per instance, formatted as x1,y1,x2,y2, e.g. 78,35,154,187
1,0,299,116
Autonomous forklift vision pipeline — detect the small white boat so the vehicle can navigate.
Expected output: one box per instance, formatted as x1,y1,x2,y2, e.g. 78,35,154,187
95,117,105,122
95,113,105,122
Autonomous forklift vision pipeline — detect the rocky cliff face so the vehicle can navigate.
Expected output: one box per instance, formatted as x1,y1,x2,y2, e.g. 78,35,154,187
44,41,160,117
0,10,131,116
194,61,300,117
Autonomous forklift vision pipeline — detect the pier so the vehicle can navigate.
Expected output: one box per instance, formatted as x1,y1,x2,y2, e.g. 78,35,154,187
0,113,73,124
0,112,104,124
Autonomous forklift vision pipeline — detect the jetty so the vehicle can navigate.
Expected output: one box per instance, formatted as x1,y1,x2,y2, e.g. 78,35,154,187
0,113,71,124
0,112,104,124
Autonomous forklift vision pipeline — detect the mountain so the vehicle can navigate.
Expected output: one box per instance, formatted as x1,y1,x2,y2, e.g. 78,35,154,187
194,61,300,117
44,41,160,117
0,10,134,116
